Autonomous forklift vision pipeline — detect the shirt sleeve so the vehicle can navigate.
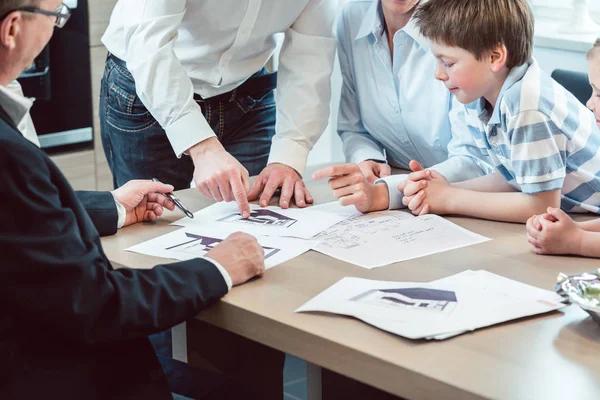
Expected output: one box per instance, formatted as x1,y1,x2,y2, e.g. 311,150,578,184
430,95,494,182
336,10,386,165
117,0,215,157
507,110,566,193
202,256,233,291
111,192,127,229
268,0,337,175
375,174,409,210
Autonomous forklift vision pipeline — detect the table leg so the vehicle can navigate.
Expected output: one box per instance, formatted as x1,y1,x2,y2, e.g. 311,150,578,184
307,362,322,400
172,322,187,363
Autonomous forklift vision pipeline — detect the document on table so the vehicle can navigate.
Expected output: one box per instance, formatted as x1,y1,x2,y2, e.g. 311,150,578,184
126,227,317,269
311,210,491,269
171,202,350,239
296,270,566,340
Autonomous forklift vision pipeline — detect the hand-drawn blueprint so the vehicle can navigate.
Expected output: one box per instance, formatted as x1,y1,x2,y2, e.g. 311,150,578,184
312,211,490,269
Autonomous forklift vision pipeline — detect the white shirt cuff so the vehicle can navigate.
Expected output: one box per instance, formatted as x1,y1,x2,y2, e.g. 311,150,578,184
111,192,127,229
165,110,216,157
201,256,233,291
375,174,409,210
267,136,310,176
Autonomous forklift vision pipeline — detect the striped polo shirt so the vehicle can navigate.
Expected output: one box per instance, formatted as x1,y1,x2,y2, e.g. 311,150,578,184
463,58,600,213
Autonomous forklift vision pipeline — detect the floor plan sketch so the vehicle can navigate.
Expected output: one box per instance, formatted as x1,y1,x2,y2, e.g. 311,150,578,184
314,211,414,250
311,213,491,269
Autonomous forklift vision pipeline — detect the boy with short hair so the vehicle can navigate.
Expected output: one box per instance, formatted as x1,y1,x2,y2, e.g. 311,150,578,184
525,40,600,257
401,0,600,223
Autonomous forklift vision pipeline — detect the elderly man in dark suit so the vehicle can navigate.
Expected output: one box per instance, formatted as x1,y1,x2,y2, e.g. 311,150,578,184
0,1,282,398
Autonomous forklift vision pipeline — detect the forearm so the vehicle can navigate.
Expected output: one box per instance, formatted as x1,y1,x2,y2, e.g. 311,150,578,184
452,171,517,192
120,1,214,157
577,218,600,232
271,12,336,174
446,189,561,223
575,230,600,257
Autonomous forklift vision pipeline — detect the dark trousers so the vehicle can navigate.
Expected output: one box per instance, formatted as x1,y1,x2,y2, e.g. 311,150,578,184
99,54,277,190
155,322,285,400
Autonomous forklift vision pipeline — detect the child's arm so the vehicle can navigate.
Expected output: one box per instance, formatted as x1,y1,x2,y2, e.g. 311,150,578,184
452,171,518,192
402,170,561,223
575,219,600,232
445,187,561,223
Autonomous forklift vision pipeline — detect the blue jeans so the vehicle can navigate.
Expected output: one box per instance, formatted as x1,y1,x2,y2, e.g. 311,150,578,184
99,54,276,190
100,55,283,399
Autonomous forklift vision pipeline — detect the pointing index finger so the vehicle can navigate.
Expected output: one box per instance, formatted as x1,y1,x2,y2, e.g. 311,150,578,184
229,169,250,219
312,164,358,180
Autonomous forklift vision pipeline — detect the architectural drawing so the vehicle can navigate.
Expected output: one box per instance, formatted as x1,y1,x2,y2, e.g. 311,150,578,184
351,288,458,313
218,209,298,228
167,232,280,259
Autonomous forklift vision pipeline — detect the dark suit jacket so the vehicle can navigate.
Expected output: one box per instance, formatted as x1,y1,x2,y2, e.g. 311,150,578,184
0,106,228,399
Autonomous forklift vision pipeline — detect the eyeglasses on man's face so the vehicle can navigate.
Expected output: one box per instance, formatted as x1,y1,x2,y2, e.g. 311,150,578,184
3,2,72,28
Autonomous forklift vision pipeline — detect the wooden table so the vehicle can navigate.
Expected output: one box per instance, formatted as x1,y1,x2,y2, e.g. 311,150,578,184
101,178,600,400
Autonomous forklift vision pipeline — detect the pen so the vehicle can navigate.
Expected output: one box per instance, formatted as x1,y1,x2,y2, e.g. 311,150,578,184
152,178,194,219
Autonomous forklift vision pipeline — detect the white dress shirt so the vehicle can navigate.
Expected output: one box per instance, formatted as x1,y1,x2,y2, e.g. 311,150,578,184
0,81,40,147
0,83,233,291
337,0,494,208
102,0,337,175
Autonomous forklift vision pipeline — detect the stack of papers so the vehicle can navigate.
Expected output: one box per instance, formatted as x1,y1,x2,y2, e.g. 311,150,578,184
296,270,566,340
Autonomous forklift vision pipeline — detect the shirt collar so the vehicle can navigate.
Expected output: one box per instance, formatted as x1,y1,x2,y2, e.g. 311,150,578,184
402,13,430,51
355,1,430,51
0,81,34,128
355,0,384,41
479,59,533,126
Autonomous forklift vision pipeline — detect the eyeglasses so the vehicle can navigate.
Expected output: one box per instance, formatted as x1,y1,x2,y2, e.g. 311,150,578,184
3,2,71,28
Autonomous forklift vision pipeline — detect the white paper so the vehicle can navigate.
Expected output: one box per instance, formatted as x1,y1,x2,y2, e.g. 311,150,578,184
171,202,350,240
312,211,491,269
296,271,565,340
126,227,317,269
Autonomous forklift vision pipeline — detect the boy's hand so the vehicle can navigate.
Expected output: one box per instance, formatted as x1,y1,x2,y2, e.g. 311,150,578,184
402,169,451,216
312,164,389,213
529,212,558,231
526,207,582,255
397,160,425,193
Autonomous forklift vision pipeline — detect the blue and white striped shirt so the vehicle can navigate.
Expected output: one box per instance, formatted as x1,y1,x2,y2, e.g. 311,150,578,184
464,58,600,213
